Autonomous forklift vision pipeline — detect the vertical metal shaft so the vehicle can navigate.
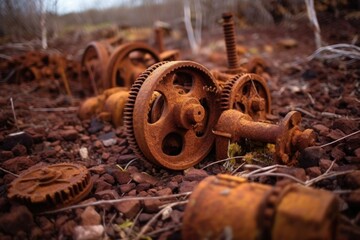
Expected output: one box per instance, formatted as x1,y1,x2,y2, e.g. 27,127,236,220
222,12,239,69
155,28,164,53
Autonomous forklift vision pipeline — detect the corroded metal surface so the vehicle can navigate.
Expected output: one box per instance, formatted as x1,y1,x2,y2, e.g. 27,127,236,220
182,174,339,240
214,110,316,164
106,42,160,90
8,163,93,211
124,61,220,170
220,73,271,121
80,41,111,95
222,12,239,70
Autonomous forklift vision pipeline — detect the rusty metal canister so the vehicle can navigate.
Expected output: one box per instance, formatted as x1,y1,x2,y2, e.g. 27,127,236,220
182,174,338,240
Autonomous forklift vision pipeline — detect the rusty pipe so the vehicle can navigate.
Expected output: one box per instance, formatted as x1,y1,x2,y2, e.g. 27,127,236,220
182,174,339,240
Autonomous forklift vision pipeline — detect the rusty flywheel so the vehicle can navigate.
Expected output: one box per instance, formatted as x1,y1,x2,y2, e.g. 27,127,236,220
220,73,271,121
80,41,111,95
106,42,160,90
8,163,93,211
124,61,220,170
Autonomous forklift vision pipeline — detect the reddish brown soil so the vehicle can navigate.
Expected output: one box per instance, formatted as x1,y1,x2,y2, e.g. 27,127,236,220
0,13,359,239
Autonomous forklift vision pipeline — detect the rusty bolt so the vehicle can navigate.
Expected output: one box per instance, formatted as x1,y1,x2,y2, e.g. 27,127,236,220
222,12,239,70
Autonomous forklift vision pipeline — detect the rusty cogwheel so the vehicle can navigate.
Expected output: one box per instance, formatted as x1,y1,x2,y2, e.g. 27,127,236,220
124,61,220,170
8,163,93,211
106,42,160,90
220,73,271,121
80,41,111,95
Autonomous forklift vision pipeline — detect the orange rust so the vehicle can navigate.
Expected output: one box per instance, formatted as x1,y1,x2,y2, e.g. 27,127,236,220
8,163,93,212
182,174,339,240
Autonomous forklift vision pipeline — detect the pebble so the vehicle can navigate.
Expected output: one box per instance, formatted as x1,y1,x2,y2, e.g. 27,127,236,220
73,225,104,240
327,129,345,141
115,198,141,219
0,150,14,162
119,183,136,193
102,138,117,147
11,144,27,156
60,129,78,141
0,205,34,235
319,159,339,172
184,168,209,181
88,119,104,134
112,170,132,184
312,124,330,136
343,171,360,189
332,119,358,134
275,167,307,182
2,156,35,173
95,189,120,200
94,180,112,192
331,145,346,160
132,172,159,185
298,146,324,168
179,181,198,193
306,166,322,178
60,220,77,237
2,132,33,151
81,206,101,226
79,147,89,159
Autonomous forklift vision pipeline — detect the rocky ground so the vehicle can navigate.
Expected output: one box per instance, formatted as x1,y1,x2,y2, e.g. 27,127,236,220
0,12,360,240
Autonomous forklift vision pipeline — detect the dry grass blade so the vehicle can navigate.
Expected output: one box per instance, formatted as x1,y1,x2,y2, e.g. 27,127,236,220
308,43,360,61
0,167,19,177
320,129,360,148
201,156,245,169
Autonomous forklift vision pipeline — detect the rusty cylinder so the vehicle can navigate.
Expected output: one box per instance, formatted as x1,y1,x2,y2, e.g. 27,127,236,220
182,174,339,240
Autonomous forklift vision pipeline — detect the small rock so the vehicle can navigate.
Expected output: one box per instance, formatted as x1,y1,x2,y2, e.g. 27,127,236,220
79,147,89,160
306,166,321,178
101,152,110,160
0,150,13,162
60,220,77,237
319,159,339,172
346,189,360,208
332,118,358,134
343,171,360,189
89,165,106,174
184,168,208,181
179,181,198,193
312,124,329,136
2,156,35,173
88,118,104,134
112,170,132,184
93,140,102,149
102,138,117,147
100,173,115,184
98,132,116,141
355,148,360,158
327,129,345,141
143,198,162,213
2,132,33,151
331,145,346,160
0,205,34,235
138,213,154,223
81,206,101,226
119,183,136,193
94,180,112,192
115,198,141,219
11,144,27,156
168,181,179,191
47,131,61,141
132,172,159,185
298,146,324,168
157,187,172,196
60,129,78,141
95,189,120,200
37,216,54,233
73,225,104,240
41,149,57,158
117,154,137,164
136,183,151,192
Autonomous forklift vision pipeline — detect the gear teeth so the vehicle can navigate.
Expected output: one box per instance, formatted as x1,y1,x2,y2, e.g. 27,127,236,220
219,73,244,111
124,61,169,163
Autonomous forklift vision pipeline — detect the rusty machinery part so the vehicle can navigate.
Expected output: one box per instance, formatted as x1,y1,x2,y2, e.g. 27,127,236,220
213,110,316,165
220,73,271,122
124,61,220,170
159,49,180,62
7,163,93,211
80,41,111,95
182,174,339,240
106,42,161,90
101,90,130,127
78,87,127,121
155,27,165,53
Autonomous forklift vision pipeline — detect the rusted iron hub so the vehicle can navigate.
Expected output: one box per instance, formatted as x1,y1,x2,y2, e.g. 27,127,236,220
106,42,160,90
8,163,93,211
124,61,220,170
213,110,316,164
182,174,339,240
220,73,271,121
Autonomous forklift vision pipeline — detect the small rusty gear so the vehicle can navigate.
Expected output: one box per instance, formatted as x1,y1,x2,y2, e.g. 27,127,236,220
124,61,220,170
106,42,160,90
80,41,111,95
8,163,93,211
220,73,271,121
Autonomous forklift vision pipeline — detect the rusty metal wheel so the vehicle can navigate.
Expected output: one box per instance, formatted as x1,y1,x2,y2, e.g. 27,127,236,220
8,163,93,211
80,41,111,95
106,42,160,89
220,73,271,121
124,61,220,170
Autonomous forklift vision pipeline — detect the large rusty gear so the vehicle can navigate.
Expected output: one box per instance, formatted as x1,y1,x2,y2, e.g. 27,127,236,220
124,61,220,170
106,42,160,90
220,73,271,121
7,163,93,211
80,41,111,95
